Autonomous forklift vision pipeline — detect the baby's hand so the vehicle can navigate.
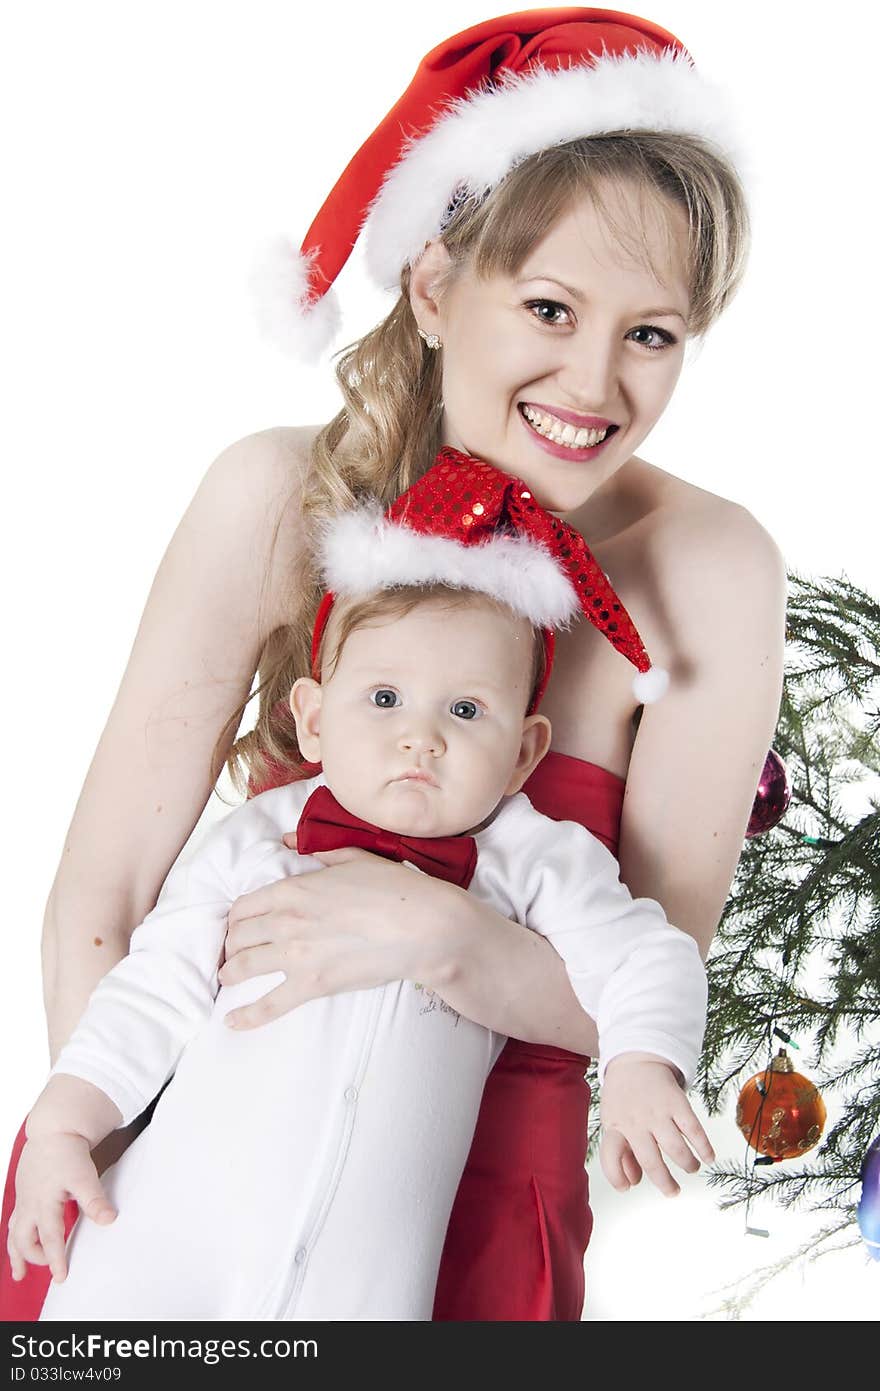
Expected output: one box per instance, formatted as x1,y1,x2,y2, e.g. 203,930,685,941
598,1053,715,1198
7,1134,117,1284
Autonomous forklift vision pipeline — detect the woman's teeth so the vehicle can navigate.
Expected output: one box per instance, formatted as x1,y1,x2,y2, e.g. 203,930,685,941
521,404,610,449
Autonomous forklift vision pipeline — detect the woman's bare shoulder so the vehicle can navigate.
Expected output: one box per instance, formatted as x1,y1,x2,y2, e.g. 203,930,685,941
634,459,785,580
598,458,787,690
627,462,787,689
210,423,320,513
204,423,325,625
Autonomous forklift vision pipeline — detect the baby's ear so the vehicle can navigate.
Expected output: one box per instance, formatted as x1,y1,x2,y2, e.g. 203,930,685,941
505,713,552,796
289,678,323,762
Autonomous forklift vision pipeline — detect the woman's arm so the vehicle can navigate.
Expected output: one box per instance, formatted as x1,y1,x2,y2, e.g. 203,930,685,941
221,846,602,1050
615,504,787,955
41,425,310,1066
429,895,604,1052
440,503,786,1043
221,502,786,1056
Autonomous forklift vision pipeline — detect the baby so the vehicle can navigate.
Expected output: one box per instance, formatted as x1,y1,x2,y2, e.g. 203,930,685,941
10,454,710,1322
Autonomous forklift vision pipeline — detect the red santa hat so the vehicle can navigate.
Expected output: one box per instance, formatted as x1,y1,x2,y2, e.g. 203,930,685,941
311,446,669,713
253,8,742,358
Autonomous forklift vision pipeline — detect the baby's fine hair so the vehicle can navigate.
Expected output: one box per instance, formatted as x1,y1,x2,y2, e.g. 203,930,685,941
222,129,748,795
318,583,546,711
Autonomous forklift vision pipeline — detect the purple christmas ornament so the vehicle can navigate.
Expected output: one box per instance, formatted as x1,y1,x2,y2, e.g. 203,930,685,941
746,749,791,838
857,1134,880,1261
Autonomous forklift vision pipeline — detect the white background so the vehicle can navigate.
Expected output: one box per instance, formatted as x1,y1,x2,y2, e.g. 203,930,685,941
2,1,878,1319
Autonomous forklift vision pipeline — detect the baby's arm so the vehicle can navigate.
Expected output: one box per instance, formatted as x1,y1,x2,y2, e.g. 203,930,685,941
7,797,283,1282
512,808,707,1087
43,837,237,1129
509,806,713,1193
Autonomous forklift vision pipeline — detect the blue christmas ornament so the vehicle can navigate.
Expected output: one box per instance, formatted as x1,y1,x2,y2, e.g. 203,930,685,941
857,1134,880,1261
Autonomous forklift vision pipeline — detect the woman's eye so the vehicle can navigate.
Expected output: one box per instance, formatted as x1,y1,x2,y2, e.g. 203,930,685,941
450,699,482,721
525,298,573,327
627,324,677,352
370,688,401,709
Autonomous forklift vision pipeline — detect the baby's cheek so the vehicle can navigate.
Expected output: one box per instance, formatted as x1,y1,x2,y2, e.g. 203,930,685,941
459,744,505,797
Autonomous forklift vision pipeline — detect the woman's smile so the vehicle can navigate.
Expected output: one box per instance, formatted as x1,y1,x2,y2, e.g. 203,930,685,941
517,401,620,462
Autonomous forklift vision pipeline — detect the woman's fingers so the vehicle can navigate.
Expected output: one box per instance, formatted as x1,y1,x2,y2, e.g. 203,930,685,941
220,935,329,986
225,980,300,1030
308,848,374,864
219,944,279,985
220,856,449,1019
225,879,322,959
224,952,352,1026
223,910,299,967
227,880,293,929
224,941,383,1028
280,835,369,863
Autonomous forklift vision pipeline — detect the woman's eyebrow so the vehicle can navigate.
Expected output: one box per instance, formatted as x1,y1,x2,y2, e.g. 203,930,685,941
634,306,688,323
516,273,687,323
516,271,586,300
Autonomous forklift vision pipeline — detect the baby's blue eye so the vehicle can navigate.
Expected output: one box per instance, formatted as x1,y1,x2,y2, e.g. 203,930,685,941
371,688,401,709
451,699,481,720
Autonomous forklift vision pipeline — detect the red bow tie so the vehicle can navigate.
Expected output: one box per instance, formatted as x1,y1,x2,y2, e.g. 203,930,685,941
295,785,478,889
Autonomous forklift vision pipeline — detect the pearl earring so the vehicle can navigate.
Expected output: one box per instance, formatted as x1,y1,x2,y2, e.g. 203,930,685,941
417,328,442,350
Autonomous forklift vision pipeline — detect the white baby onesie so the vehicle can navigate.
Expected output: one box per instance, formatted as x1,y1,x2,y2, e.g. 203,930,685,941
41,774,706,1321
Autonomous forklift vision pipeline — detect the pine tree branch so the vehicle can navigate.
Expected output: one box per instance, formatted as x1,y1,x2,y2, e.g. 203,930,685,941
698,569,880,1276
696,1216,863,1321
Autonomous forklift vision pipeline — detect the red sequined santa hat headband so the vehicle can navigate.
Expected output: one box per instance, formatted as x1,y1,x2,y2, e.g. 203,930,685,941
253,8,743,359
311,447,668,714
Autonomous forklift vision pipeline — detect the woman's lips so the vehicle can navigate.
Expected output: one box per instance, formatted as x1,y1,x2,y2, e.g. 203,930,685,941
521,402,615,430
517,403,618,462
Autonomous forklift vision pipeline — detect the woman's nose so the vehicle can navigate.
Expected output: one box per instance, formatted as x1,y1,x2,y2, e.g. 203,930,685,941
561,334,618,406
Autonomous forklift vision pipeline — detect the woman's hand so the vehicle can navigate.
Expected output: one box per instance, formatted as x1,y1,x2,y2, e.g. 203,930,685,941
219,847,463,1029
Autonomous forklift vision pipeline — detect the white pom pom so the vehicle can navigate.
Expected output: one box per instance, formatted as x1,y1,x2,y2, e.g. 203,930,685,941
248,236,342,361
632,666,669,704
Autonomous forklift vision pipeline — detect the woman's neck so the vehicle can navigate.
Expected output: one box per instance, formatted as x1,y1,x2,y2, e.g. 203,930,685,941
562,455,652,545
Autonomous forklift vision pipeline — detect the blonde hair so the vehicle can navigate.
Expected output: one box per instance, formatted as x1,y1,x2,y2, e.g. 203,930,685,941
220,130,749,796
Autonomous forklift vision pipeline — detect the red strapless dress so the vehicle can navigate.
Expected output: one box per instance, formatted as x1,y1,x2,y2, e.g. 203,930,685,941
0,751,624,1322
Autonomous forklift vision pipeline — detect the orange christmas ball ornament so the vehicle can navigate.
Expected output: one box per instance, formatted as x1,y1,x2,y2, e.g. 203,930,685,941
736,1049,826,1160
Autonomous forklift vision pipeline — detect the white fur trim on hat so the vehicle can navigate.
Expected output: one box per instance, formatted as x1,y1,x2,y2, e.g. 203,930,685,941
319,504,579,628
365,48,744,288
249,236,342,359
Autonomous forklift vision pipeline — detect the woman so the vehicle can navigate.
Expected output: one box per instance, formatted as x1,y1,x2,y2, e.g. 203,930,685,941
2,10,785,1321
